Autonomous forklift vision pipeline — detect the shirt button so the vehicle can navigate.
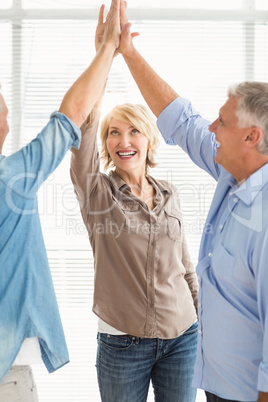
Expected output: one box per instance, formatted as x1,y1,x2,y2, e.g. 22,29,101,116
208,252,213,257
219,224,223,230
198,329,202,334
233,197,238,203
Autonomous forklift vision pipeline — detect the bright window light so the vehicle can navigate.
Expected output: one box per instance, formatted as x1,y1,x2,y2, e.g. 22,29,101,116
0,0,12,8
256,0,268,9
21,0,244,9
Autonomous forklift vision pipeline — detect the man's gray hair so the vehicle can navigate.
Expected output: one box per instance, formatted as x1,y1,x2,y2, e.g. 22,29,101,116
227,81,268,155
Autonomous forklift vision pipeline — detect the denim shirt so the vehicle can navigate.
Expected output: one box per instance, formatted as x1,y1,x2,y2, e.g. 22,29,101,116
158,97,268,401
0,112,81,382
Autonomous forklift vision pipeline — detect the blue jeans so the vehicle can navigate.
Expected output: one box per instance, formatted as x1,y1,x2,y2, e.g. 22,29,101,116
96,321,198,402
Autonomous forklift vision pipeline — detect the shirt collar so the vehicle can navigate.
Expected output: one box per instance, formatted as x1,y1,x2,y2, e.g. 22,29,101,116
147,175,171,195
108,170,171,196
109,170,128,191
230,163,268,206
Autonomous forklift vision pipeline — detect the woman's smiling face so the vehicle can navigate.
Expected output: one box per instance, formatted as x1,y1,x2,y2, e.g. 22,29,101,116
106,117,149,175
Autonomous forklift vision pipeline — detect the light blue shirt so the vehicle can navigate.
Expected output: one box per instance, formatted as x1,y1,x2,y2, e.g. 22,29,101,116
157,97,268,401
0,112,81,381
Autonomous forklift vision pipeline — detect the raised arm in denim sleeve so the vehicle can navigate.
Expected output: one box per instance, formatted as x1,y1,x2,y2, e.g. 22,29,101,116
157,97,221,181
2,112,81,197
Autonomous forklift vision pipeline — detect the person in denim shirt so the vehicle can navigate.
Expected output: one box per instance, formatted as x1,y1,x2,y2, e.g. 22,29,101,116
0,0,121,400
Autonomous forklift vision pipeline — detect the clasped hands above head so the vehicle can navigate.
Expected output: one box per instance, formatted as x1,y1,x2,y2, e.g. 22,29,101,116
95,0,139,56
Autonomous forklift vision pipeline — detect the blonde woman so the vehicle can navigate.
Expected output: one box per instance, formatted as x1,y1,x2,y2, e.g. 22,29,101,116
70,100,198,402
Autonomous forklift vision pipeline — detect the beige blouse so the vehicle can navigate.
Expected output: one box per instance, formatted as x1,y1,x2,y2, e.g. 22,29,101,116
70,104,198,339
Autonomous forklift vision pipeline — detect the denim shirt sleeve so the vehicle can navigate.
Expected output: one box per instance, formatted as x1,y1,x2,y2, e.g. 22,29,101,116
157,97,221,181
2,111,81,198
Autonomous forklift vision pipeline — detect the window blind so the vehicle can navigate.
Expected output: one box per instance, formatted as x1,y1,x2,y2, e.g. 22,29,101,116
1,2,268,401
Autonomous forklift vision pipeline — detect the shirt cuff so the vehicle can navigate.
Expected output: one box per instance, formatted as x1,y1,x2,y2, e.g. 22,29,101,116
258,362,268,392
50,111,81,149
157,97,193,145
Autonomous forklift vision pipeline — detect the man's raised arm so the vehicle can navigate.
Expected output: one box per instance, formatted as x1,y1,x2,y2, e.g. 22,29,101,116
119,4,178,117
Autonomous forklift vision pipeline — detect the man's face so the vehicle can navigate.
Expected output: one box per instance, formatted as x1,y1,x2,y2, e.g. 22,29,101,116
0,94,9,151
209,96,251,179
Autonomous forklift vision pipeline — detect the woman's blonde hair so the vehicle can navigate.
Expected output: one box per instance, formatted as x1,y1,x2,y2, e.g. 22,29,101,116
100,103,160,173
